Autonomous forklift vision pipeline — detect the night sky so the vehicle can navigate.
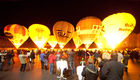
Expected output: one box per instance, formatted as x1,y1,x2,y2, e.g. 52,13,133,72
0,0,140,36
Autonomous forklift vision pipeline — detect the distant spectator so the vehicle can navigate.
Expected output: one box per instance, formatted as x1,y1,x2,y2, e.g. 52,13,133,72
117,51,123,63
123,52,129,72
93,50,100,65
67,49,75,75
30,50,35,64
48,51,56,74
40,51,45,69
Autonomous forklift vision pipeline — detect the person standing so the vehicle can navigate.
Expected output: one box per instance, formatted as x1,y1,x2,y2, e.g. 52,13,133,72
40,51,45,69
19,50,28,72
77,61,85,80
0,55,3,71
7,50,12,66
30,50,35,64
123,52,129,72
117,51,123,63
93,50,100,65
100,54,124,80
48,51,56,75
11,50,15,64
82,59,98,80
67,49,75,75
43,51,50,70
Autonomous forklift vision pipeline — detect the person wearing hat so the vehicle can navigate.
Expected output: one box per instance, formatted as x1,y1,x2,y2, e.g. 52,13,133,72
82,57,98,80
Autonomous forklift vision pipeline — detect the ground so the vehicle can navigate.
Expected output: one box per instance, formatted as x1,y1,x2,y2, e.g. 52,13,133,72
0,54,140,80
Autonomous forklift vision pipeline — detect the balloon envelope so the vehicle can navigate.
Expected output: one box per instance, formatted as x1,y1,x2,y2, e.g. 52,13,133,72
28,24,50,49
4,24,29,48
76,16,102,49
102,12,136,49
94,32,108,49
47,35,57,49
73,32,83,48
53,21,74,49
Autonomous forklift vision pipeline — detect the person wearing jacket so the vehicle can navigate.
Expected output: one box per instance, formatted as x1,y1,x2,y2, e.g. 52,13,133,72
82,58,98,80
100,54,124,80
19,50,28,72
40,51,45,69
67,49,75,75
30,50,35,64
123,52,129,72
48,51,56,75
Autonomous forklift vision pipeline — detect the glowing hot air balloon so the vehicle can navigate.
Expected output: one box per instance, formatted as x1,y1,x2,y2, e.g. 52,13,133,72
53,21,74,49
47,35,58,49
76,16,103,49
94,32,108,49
73,32,83,48
102,12,136,49
28,24,50,49
4,24,29,48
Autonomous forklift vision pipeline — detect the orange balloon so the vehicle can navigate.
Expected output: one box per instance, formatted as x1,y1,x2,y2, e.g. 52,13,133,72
53,21,75,49
4,24,29,48
73,32,83,48
76,16,102,49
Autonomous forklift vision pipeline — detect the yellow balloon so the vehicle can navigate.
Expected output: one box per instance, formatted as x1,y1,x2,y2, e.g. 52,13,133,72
53,21,75,49
76,16,102,49
4,24,29,48
28,24,50,49
73,32,83,48
47,35,58,49
102,12,136,49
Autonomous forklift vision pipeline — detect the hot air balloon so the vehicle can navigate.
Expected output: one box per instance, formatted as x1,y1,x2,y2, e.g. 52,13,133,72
76,16,103,49
28,24,50,49
4,24,29,48
94,32,108,49
53,21,75,49
47,35,58,49
73,32,83,48
102,12,136,49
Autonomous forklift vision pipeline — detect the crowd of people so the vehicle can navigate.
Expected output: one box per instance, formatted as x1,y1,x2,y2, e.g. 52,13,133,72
0,49,140,80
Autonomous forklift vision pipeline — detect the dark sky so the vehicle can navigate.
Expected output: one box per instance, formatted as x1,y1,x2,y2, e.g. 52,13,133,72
0,0,140,36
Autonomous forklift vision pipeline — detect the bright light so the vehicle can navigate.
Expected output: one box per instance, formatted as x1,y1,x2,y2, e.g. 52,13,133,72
73,32,83,49
47,35,57,49
102,12,136,49
96,43,102,49
85,43,92,49
28,24,50,49
59,43,64,49
34,41,46,49
14,43,21,49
